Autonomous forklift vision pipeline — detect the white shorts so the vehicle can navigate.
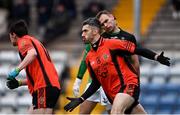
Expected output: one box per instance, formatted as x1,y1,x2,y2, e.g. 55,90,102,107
84,83,112,110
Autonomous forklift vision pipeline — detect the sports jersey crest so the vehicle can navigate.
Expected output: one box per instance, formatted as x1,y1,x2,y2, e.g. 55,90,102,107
103,54,108,60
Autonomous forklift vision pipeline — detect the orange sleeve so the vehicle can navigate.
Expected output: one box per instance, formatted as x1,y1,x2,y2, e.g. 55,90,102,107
18,39,34,56
109,39,136,53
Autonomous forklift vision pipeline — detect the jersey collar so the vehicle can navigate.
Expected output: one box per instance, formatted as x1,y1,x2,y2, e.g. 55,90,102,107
91,36,103,51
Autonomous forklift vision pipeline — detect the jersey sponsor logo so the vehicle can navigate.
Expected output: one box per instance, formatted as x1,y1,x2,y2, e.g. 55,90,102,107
94,63,109,78
96,57,101,64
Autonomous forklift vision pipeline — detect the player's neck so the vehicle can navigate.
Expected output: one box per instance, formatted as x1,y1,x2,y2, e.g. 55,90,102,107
91,34,101,44
112,26,120,33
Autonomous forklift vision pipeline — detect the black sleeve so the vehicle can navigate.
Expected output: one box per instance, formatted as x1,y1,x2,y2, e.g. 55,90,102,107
134,46,156,60
81,79,101,100
81,61,101,100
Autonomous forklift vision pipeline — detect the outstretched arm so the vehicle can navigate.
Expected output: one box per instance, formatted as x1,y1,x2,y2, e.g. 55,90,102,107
110,39,170,66
134,47,170,66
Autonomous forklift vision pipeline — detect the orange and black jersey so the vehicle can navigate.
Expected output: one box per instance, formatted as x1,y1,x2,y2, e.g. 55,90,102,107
17,35,60,94
85,38,137,101
81,37,157,103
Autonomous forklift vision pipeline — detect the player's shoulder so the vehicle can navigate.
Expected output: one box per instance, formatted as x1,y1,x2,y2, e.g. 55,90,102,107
18,35,31,45
103,38,120,45
119,29,136,44
120,29,135,39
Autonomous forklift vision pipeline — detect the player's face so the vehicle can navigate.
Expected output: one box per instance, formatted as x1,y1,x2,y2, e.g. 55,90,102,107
81,25,95,44
9,33,18,46
98,14,116,33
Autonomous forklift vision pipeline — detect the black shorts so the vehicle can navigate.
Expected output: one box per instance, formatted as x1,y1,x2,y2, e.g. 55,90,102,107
32,86,61,109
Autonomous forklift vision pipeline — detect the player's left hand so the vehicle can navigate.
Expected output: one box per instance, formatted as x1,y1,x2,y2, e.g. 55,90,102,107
8,68,20,79
157,52,170,66
6,78,21,89
64,97,84,112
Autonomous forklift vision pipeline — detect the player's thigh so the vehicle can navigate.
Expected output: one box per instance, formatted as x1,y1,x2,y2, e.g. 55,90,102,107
111,93,135,114
32,86,60,113
79,100,98,114
131,103,147,114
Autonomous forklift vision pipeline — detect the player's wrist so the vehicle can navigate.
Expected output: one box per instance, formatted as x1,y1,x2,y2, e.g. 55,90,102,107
18,80,22,86
154,54,159,61
75,78,82,86
15,68,20,73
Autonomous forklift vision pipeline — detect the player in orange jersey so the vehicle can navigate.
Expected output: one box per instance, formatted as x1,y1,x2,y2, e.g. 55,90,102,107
64,17,170,114
6,20,61,114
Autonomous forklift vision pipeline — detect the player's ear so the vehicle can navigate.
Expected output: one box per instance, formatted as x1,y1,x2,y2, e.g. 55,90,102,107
109,14,116,20
93,28,99,35
10,32,16,37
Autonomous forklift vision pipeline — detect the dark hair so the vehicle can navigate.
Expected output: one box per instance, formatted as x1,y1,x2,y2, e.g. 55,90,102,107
9,20,28,37
96,10,111,19
82,17,101,29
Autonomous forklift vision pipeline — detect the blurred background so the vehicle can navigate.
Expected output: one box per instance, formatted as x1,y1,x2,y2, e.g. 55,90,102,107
0,0,180,114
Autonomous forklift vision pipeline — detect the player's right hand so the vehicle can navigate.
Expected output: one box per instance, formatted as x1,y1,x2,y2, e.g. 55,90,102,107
64,97,84,112
73,78,82,97
6,78,21,89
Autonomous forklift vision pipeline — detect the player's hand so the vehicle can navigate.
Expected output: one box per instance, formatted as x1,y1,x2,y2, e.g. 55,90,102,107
8,68,20,79
6,78,21,89
73,78,82,97
64,97,84,112
157,52,170,66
